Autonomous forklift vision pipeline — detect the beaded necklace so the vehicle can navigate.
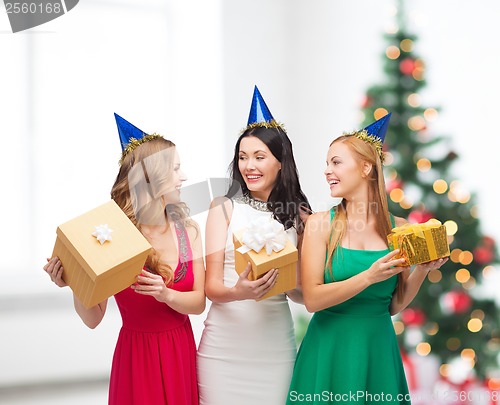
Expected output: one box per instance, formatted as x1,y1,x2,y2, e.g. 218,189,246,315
234,193,271,212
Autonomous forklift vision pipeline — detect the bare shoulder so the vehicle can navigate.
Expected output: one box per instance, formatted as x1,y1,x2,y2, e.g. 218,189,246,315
209,196,231,209
209,196,233,216
305,211,332,236
394,216,408,227
206,196,234,229
308,211,331,222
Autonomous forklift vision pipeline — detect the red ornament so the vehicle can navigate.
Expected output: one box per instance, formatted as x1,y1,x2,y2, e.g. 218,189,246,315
361,95,372,108
474,246,494,265
400,58,416,75
401,308,426,326
482,236,495,248
386,179,403,193
408,210,434,224
440,291,472,314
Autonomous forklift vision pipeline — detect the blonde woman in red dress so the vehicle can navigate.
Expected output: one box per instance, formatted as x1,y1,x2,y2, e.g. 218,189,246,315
43,114,205,405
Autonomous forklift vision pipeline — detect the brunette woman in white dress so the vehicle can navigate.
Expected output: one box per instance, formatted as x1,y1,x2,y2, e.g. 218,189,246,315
197,86,311,405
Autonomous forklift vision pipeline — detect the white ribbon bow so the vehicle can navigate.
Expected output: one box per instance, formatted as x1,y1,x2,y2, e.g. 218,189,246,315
92,224,113,245
236,216,287,255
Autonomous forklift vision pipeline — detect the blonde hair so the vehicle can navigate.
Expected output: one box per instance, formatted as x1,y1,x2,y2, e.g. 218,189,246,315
111,137,194,284
326,134,404,300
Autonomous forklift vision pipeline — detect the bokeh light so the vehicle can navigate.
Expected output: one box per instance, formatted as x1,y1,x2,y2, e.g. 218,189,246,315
428,269,442,283
416,342,431,356
424,108,438,121
455,268,471,283
426,322,439,336
400,39,413,52
407,93,420,107
374,107,389,119
386,45,401,59
393,321,405,335
444,220,458,236
433,179,448,194
458,251,473,266
467,318,483,333
390,188,405,203
450,248,462,262
408,115,426,131
417,158,431,172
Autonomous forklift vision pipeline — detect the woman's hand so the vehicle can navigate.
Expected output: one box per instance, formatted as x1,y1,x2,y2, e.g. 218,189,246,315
366,249,407,285
232,263,278,301
131,270,173,303
43,257,68,287
415,257,449,273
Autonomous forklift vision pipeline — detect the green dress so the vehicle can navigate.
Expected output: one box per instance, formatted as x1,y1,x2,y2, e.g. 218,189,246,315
287,210,410,404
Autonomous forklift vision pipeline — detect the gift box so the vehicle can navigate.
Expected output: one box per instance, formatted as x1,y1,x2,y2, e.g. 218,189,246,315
401,350,440,404
52,200,152,308
388,219,450,266
233,217,298,301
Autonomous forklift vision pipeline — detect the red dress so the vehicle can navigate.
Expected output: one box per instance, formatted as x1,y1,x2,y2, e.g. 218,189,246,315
109,221,198,405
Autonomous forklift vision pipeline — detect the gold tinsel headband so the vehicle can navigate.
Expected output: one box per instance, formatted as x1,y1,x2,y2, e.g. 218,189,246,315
119,133,163,165
240,119,287,135
344,129,385,164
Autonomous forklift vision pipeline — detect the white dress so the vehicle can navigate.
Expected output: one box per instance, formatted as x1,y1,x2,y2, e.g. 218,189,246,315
197,199,297,405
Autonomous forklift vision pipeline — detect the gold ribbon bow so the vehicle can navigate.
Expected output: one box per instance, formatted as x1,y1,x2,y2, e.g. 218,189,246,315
389,219,443,263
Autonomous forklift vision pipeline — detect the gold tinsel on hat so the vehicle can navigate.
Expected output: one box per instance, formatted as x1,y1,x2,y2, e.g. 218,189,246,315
344,129,385,164
119,133,163,165
240,119,287,135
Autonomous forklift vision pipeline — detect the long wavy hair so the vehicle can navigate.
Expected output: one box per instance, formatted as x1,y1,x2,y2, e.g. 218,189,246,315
227,126,311,235
111,137,194,284
326,134,404,300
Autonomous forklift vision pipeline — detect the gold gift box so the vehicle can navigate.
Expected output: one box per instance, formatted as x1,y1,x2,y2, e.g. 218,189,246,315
233,232,298,301
52,200,152,308
387,219,450,266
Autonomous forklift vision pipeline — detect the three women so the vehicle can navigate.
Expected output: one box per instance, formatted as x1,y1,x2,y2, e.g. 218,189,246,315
44,98,444,405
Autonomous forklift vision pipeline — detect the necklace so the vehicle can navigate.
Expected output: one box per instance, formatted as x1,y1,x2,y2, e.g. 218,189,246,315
234,194,271,212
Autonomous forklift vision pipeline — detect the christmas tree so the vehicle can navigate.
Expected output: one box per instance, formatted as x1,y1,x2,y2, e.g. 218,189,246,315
359,2,500,383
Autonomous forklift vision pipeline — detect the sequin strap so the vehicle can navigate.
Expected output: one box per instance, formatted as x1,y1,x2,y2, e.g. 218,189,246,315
173,220,191,283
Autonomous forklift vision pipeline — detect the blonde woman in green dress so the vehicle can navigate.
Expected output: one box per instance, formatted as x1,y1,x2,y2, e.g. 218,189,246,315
287,114,447,404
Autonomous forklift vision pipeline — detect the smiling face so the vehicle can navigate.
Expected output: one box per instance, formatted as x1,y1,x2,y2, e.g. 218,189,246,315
325,140,371,200
162,149,187,204
238,136,282,201
122,139,185,225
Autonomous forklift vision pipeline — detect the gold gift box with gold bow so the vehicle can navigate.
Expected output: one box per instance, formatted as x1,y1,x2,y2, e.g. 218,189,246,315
387,219,450,266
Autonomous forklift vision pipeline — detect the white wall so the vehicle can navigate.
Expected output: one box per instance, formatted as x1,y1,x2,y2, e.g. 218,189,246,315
0,0,224,395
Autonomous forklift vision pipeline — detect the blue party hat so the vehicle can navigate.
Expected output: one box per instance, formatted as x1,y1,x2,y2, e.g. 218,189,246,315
350,112,392,163
114,112,147,151
247,85,275,126
114,113,162,164
363,112,391,144
243,86,285,133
